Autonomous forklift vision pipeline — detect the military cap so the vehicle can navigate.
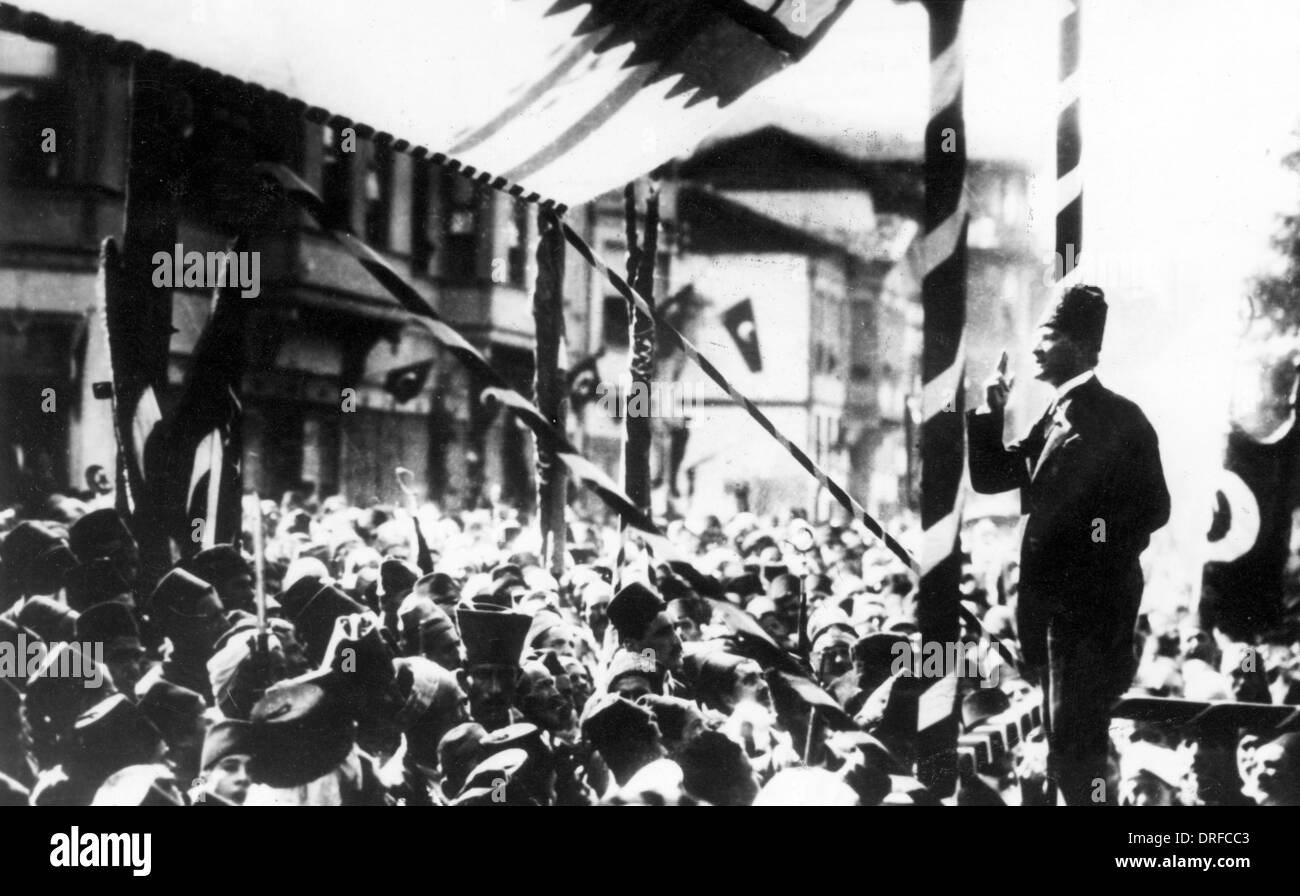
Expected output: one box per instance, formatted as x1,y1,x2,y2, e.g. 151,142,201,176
201,719,255,771
606,582,665,641
150,568,223,619
248,671,355,787
65,558,133,612
68,508,136,563
137,677,205,744
279,583,365,667
92,764,186,806
452,747,532,806
25,641,116,733
17,596,79,643
3,521,74,595
70,693,165,779
438,722,489,795
458,607,530,669
74,601,140,653
186,545,250,587
1039,283,1108,350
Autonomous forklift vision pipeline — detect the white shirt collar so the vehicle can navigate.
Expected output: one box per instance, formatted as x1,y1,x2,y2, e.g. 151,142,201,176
1054,369,1096,401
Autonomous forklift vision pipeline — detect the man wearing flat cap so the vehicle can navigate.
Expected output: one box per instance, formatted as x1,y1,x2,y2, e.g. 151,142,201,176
968,283,1170,805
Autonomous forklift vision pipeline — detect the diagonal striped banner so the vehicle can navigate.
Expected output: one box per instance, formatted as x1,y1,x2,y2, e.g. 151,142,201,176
559,220,919,574
257,163,660,538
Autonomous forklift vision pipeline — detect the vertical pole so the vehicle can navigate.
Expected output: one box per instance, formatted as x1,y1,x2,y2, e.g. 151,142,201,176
1057,0,1083,286
533,210,569,578
622,181,659,515
916,0,969,796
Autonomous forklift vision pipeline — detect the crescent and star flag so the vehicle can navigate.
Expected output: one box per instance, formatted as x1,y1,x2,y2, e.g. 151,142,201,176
565,351,604,411
383,360,434,404
144,251,247,557
5,0,855,210
721,297,762,373
1202,361,1300,641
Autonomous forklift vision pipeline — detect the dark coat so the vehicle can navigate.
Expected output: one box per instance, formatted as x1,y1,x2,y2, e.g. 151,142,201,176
966,376,1170,676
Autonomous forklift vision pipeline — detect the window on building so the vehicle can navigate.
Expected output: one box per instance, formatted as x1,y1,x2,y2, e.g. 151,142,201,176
410,161,434,273
506,197,530,287
0,34,66,183
364,145,393,247
321,125,352,230
441,169,482,282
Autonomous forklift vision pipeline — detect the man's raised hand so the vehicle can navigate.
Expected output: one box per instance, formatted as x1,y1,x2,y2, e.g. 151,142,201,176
984,350,1014,412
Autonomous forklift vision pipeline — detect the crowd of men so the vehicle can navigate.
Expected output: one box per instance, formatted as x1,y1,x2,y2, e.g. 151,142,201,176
1,481,1298,806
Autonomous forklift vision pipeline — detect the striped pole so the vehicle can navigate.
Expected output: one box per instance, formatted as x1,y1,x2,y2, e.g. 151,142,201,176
916,0,969,796
1057,0,1083,284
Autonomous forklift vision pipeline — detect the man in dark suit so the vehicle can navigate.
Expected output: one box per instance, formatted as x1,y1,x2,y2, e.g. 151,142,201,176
967,284,1170,805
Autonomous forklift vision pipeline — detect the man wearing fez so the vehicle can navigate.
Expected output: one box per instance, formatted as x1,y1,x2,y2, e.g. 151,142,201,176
607,582,684,676
148,569,228,702
457,604,531,731
968,284,1170,805
186,545,256,614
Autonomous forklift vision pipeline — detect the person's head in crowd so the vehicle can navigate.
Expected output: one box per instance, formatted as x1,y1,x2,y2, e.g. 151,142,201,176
580,694,664,787
1224,644,1271,704
437,722,488,797
457,606,530,731
636,694,705,761
24,641,117,769
398,592,462,669
149,569,226,654
516,654,575,735
607,582,683,672
68,508,139,585
579,579,613,644
17,596,79,643
526,609,575,656
393,656,469,767
562,656,594,716
684,650,770,714
678,729,759,806
186,545,255,614
1118,742,1182,807
666,594,711,643
1178,620,1218,666
605,651,665,702
75,601,146,698
65,557,134,613
67,694,167,790
198,719,254,805
136,676,207,783
1,521,77,604
1251,732,1300,806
